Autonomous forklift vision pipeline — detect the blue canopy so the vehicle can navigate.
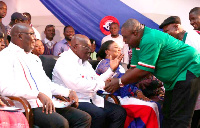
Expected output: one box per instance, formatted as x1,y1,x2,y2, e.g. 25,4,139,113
40,0,161,51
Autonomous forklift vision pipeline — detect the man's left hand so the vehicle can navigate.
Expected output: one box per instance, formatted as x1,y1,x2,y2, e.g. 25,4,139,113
104,78,120,93
69,90,79,108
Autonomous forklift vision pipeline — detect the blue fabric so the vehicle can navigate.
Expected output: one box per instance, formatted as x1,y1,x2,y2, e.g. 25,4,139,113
96,59,139,98
40,0,161,51
128,117,146,128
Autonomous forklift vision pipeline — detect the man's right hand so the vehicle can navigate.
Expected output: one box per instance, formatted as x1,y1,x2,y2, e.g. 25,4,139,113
37,92,55,114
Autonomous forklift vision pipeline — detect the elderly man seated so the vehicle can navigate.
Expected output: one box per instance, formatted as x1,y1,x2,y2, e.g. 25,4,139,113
0,23,91,128
52,34,126,128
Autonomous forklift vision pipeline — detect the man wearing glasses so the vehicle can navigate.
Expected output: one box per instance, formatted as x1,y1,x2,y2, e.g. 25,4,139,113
0,23,91,128
52,34,126,128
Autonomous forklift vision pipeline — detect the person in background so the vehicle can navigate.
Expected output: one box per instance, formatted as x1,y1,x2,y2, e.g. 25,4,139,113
42,24,56,55
0,1,8,47
101,22,129,65
159,16,200,52
0,31,5,51
89,38,97,60
23,12,41,40
6,12,28,43
53,25,75,56
32,39,44,56
105,18,200,128
189,7,200,34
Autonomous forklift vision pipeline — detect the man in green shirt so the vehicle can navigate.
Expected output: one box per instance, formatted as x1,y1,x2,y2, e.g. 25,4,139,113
105,18,200,128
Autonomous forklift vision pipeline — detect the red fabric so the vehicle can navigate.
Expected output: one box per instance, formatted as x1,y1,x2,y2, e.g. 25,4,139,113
0,111,29,128
122,105,159,128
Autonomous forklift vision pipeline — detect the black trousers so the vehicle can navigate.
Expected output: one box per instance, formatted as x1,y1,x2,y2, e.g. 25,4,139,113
33,107,91,128
191,110,200,128
78,99,126,128
162,71,200,128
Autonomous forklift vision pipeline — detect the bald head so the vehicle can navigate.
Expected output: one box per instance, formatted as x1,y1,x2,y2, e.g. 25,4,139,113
71,34,90,47
10,23,36,53
10,23,32,37
122,19,142,32
71,34,91,62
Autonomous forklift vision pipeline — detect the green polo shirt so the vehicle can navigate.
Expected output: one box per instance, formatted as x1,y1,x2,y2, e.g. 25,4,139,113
131,26,200,91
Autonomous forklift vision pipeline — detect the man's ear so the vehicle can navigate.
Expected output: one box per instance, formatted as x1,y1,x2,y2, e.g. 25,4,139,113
15,19,19,24
132,31,138,36
174,24,179,31
18,33,22,40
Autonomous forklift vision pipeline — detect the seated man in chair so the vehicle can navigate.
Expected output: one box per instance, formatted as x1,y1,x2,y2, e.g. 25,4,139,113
52,34,126,128
0,23,91,128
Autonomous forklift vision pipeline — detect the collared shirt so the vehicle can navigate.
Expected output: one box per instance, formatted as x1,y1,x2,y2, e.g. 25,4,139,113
131,26,200,91
43,38,56,49
52,49,115,107
53,38,70,56
101,34,129,64
0,43,70,108
6,25,12,36
42,38,57,55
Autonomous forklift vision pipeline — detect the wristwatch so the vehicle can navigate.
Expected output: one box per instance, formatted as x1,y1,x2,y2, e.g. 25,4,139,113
118,78,124,87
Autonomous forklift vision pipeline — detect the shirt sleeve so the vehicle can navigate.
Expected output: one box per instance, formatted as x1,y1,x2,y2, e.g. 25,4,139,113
53,42,62,56
130,48,139,68
136,41,161,72
53,57,114,93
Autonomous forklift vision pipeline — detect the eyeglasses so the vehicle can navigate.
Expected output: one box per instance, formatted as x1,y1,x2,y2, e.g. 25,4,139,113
19,32,36,37
77,44,92,51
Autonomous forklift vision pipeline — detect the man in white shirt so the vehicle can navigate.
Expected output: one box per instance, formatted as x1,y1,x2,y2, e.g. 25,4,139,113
101,22,129,65
0,23,91,128
42,24,57,55
52,34,126,128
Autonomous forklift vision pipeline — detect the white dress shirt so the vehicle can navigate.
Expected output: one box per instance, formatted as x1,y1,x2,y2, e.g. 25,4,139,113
185,30,200,53
101,34,129,64
184,30,200,110
43,38,56,49
52,49,115,107
0,43,70,108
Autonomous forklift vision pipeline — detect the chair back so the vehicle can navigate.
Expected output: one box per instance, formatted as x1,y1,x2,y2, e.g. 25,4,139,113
39,55,59,80
88,60,100,70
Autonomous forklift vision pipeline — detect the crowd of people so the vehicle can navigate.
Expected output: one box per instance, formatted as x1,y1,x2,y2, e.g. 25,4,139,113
0,0,200,128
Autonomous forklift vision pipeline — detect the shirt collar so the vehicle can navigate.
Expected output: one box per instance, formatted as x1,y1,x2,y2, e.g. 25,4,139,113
62,48,87,65
44,38,56,44
8,42,33,56
62,39,68,44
